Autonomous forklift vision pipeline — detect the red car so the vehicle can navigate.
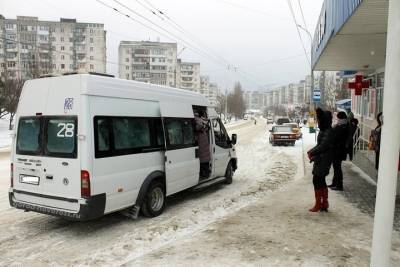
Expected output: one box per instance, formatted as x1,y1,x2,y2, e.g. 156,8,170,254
269,125,297,146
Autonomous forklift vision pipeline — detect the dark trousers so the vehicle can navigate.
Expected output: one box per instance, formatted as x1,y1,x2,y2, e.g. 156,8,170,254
332,159,343,188
375,149,380,170
313,175,327,190
200,162,210,178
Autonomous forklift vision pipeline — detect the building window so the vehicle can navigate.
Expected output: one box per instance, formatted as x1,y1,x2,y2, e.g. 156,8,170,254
90,56,94,60
90,47,94,52
125,58,129,63
61,64,65,69
61,55,65,60
90,38,93,43
125,66,129,70
61,37,64,42
61,46,65,51
90,64,94,70
61,28,64,33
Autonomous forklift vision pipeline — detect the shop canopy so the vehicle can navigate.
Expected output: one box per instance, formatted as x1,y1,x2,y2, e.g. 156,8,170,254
312,0,389,71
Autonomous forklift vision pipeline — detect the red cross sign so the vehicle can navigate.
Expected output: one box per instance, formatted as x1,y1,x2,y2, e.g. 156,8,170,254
348,75,370,96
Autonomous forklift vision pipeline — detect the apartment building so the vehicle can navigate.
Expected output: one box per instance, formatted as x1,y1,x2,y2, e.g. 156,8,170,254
119,41,177,86
244,90,264,111
176,59,200,92
200,75,209,95
0,15,106,80
208,82,218,107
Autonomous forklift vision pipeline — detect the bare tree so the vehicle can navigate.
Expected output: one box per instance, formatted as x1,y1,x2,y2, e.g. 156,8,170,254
0,79,24,130
0,79,10,119
227,82,246,119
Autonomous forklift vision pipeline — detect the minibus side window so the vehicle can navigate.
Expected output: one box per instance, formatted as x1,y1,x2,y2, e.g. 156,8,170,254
212,118,230,148
16,117,41,155
94,116,165,158
97,118,111,152
113,118,151,150
165,118,196,150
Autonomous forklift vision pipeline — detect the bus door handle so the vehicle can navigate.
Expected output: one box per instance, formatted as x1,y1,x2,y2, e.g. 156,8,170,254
195,148,199,158
46,175,53,180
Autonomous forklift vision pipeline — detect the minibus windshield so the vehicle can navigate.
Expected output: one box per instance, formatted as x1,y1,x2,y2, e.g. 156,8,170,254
16,116,77,158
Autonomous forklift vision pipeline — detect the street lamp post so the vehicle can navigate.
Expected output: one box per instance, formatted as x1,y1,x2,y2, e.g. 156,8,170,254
296,24,314,112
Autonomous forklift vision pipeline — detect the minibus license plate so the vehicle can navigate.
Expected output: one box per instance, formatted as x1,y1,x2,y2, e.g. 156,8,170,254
281,136,289,139
19,175,40,185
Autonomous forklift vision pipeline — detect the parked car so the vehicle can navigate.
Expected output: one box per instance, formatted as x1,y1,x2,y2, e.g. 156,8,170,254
269,125,297,146
266,117,274,124
283,122,303,139
276,117,290,125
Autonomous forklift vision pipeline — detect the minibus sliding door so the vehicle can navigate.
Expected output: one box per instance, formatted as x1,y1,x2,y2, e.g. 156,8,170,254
160,102,200,195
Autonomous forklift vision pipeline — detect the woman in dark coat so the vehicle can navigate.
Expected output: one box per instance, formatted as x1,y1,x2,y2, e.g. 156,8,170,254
195,110,211,178
307,108,334,212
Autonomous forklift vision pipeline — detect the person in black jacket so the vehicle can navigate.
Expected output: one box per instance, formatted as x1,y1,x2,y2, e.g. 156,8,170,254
329,111,349,191
346,118,359,160
307,108,333,212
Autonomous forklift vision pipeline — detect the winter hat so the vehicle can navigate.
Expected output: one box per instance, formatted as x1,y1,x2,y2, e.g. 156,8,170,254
337,111,347,120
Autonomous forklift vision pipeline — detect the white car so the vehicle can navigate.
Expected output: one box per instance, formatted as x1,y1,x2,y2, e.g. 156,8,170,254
9,73,238,220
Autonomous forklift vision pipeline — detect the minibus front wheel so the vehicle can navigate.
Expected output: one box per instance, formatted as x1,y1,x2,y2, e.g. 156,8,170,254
224,162,234,184
141,181,166,217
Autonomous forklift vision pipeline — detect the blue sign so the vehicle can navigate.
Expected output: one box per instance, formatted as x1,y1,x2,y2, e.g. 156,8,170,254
313,89,321,102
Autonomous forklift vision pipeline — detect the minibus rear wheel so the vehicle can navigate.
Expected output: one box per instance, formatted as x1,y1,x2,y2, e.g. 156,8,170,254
141,181,166,217
224,162,233,184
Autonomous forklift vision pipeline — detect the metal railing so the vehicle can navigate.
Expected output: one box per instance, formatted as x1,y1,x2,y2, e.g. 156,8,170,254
353,121,376,164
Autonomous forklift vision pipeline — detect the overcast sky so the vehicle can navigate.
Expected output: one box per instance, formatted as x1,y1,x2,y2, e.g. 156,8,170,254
2,0,324,91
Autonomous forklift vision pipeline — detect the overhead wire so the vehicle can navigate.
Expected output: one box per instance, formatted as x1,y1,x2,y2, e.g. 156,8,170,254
297,0,308,31
286,0,310,66
133,0,265,88
134,0,165,20
104,0,230,67
95,0,264,87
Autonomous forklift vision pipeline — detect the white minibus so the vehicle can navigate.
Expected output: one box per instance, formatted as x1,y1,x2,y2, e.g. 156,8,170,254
9,73,237,220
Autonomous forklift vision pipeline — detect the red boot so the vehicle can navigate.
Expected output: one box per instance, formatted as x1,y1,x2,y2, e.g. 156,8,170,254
309,189,322,212
321,187,329,212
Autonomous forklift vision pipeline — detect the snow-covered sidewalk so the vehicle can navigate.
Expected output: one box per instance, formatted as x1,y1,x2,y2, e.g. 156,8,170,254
127,131,400,266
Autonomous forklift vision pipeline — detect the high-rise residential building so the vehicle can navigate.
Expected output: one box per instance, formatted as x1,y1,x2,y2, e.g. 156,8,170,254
208,82,218,107
199,75,218,106
0,16,106,80
176,59,200,92
304,75,312,105
200,75,210,95
244,90,264,111
118,41,177,86
297,80,306,106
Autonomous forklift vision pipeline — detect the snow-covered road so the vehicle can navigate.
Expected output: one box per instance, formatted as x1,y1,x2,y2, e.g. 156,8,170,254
0,119,303,266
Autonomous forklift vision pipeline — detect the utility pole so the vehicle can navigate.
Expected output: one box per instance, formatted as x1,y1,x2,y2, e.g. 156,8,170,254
296,24,314,112
370,0,400,266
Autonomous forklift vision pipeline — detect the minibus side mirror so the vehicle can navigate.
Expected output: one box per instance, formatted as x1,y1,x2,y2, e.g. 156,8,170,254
231,134,237,145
